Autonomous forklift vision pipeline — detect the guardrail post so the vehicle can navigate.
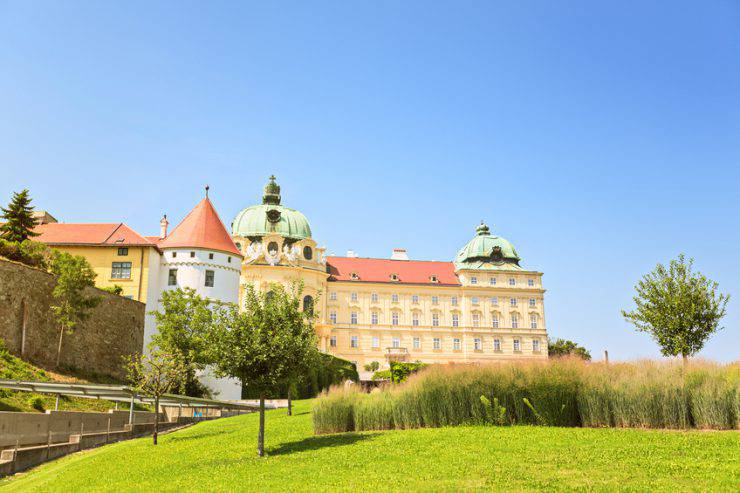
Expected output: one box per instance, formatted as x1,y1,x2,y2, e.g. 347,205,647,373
107,417,111,443
129,393,136,425
54,394,60,411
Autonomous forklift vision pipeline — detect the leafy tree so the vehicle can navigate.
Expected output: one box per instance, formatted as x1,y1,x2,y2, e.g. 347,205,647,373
126,348,186,445
103,285,124,295
547,338,592,360
0,238,51,268
364,361,380,372
1,189,40,243
49,252,102,367
207,283,319,456
150,288,214,397
622,254,729,363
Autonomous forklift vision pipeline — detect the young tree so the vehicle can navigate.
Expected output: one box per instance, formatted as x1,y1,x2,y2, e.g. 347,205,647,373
1,189,40,243
208,283,319,456
126,349,186,445
150,288,214,397
364,361,380,372
49,252,102,367
622,254,729,363
547,338,592,360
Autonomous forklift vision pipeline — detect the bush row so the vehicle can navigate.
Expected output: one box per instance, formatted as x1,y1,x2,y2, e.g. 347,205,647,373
313,359,739,434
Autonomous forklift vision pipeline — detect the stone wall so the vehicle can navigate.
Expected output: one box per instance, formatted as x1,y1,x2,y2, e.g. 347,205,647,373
0,259,144,379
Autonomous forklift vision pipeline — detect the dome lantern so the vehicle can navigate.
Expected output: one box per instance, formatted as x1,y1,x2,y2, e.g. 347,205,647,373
262,175,281,205
453,221,521,271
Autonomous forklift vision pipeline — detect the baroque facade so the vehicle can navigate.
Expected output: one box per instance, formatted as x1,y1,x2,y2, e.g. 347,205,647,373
233,177,548,373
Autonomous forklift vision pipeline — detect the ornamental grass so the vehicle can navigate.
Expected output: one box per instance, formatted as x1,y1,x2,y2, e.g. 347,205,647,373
313,359,739,434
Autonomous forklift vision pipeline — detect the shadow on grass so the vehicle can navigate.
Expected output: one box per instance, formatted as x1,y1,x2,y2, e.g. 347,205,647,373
167,429,235,442
267,432,371,456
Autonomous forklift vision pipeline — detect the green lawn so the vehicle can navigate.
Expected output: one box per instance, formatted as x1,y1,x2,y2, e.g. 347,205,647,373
2,399,738,492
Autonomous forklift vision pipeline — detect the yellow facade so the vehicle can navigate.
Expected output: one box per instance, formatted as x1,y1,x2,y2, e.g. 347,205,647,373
47,245,155,302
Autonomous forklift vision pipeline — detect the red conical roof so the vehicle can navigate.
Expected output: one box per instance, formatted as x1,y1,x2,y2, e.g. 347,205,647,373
159,197,242,257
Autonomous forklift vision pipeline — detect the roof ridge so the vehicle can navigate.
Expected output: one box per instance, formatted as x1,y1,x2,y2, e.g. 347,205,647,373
102,223,123,244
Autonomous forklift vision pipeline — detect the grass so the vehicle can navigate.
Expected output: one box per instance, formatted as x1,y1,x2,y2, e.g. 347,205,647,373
2,399,738,492
0,341,145,413
314,359,739,433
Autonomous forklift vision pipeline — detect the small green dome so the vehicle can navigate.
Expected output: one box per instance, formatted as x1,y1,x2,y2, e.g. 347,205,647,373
231,176,312,240
454,222,521,270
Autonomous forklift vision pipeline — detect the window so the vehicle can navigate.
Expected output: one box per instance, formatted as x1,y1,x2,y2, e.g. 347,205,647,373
351,292,358,302
509,277,516,286
413,337,420,349
474,338,481,351
117,247,128,256
492,314,499,328
329,291,337,301
432,313,439,326
209,253,214,260
267,242,279,255
452,313,459,327
411,294,419,304
390,273,399,281
472,313,480,327
168,269,177,286
350,336,358,348
330,311,337,324
510,298,517,307
124,295,133,300
372,336,380,348
528,279,535,287
205,270,215,287
512,314,519,329
490,277,497,286
533,339,540,352
392,337,400,348
227,256,231,263
491,296,499,306
431,296,439,305
235,242,242,251
412,312,419,326
529,298,536,307
371,311,379,325
111,262,132,279
350,312,358,324
430,275,438,283
513,338,521,351
470,276,477,285
303,295,313,314
190,251,195,258
472,296,479,305
172,252,177,258
392,312,399,326
530,314,538,329
330,336,337,348
371,292,378,303
350,272,359,280
433,338,441,350
453,338,461,350
451,296,458,306
391,293,399,303
494,338,501,351
303,246,313,260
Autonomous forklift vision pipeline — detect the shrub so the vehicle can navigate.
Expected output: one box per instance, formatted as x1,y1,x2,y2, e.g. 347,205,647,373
28,395,45,412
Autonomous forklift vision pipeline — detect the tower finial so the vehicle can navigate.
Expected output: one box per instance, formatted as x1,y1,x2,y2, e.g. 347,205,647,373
205,184,210,197
476,221,490,235
263,175,281,205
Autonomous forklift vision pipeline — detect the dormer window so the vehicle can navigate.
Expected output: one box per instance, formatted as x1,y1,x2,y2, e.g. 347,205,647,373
470,276,478,285
350,272,360,280
390,273,399,282
430,275,438,283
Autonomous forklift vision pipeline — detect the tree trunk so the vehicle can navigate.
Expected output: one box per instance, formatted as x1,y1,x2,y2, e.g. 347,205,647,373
682,353,688,366
258,394,265,457
287,386,292,416
153,396,159,445
56,327,64,368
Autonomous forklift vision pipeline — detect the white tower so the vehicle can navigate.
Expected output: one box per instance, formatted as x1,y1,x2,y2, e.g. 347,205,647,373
155,188,244,400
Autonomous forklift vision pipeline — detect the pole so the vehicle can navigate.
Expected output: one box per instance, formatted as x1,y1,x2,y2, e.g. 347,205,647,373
107,417,111,443
129,393,136,425
54,394,60,411
604,350,609,364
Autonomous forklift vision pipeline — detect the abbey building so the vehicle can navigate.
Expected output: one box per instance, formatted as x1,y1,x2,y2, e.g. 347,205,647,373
34,176,548,394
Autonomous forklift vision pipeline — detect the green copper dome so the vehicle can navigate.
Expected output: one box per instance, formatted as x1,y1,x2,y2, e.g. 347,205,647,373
231,176,312,240
454,222,522,271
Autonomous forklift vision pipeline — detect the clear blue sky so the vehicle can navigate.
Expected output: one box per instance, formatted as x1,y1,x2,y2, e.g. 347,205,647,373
1,1,738,361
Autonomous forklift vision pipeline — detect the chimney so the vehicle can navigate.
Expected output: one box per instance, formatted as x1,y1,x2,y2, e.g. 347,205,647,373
346,250,358,258
159,214,169,239
390,248,409,261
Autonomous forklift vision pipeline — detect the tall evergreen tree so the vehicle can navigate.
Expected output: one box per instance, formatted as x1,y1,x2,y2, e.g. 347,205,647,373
1,189,40,243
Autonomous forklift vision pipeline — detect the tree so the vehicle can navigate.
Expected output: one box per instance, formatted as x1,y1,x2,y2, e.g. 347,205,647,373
103,285,124,295
150,288,214,397
49,252,102,367
622,254,729,363
1,189,40,243
207,283,319,456
364,361,380,372
126,348,186,445
547,338,592,360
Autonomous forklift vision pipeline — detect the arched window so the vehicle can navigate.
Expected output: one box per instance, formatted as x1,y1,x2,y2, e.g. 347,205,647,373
268,241,279,255
303,295,314,315
303,246,313,260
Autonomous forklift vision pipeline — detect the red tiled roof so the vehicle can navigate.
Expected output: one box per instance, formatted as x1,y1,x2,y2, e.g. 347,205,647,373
326,257,460,285
158,198,242,256
35,223,156,247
